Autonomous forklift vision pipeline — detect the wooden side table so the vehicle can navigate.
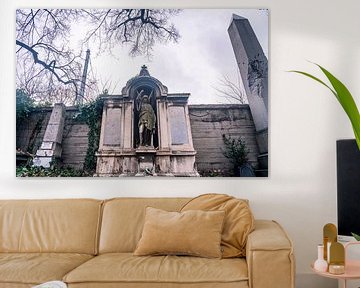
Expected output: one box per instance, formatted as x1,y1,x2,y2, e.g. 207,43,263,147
312,242,360,288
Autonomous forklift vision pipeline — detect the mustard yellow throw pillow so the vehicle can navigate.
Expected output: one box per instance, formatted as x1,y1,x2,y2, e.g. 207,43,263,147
181,194,254,258
134,207,225,258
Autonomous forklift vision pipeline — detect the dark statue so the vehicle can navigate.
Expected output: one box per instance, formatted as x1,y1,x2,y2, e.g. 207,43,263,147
136,90,156,147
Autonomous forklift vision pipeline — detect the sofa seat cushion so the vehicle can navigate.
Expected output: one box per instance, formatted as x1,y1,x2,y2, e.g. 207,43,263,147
64,253,248,286
0,253,93,285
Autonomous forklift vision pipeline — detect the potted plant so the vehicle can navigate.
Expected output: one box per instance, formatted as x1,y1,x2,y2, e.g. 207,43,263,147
290,63,360,150
291,63,360,240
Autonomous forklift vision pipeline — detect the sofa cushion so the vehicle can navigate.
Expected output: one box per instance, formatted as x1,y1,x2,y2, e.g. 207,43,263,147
0,199,103,254
134,207,225,258
181,194,254,258
63,253,248,286
0,253,93,285
99,198,190,253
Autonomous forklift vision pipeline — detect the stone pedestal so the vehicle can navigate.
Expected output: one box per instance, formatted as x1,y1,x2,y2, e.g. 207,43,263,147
134,147,157,176
33,103,65,168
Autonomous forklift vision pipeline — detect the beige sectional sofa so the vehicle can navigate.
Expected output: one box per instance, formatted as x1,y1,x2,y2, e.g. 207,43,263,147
0,198,295,288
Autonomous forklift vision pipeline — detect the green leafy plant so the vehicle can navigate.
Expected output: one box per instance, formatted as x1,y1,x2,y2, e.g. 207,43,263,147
352,232,360,241
222,134,249,175
16,165,88,177
290,63,360,150
199,169,226,177
16,89,34,125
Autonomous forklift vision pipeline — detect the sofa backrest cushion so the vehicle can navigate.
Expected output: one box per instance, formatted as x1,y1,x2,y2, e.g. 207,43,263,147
0,199,102,254
99,198,189,253
181,194,254,258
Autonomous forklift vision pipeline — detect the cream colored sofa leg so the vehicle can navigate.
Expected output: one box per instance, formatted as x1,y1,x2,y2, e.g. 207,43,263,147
246,220,295,288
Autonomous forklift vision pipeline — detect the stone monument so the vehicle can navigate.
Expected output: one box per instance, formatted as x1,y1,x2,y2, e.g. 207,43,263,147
228,14,268,176
33,103,65,168
96,65,199,176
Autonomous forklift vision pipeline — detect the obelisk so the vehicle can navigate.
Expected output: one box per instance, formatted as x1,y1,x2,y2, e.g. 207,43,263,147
228,14,268,175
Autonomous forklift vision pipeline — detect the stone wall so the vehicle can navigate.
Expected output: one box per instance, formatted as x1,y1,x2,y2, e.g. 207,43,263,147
16,108,52,154
61,109,89,170
17,107,89,170
188,104,259,175
16,104,259,174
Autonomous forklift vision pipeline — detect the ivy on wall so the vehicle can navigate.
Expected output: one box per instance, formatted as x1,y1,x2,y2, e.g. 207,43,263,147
75,97,104,173
16,94,104,176
16,89,34,127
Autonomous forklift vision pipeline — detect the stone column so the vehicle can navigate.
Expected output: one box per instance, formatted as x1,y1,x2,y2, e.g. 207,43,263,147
228,14,268,176
33,103,65,168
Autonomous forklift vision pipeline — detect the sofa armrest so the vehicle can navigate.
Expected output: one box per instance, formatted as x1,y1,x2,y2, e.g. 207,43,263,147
246,220,295,288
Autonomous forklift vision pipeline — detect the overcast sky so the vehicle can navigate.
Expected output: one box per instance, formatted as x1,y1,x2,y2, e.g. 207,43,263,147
81,9,268,104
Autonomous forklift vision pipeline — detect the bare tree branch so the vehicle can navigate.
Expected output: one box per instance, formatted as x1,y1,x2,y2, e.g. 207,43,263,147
83,9,181,57
214,73,247,104
16,40,79,87
16,9,182,105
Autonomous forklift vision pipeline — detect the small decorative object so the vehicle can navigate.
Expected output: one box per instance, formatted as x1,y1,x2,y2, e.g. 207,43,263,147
312,231,360,286
323,223,337,261
328,242,345,275
328,264,345,275
327,242,332,264
314,244,328,272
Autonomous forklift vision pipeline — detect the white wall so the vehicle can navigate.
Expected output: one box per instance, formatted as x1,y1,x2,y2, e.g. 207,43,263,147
1,1,359,288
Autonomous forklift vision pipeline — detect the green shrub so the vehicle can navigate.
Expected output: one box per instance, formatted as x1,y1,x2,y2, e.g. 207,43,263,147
16,164,89,177
222,134,249,175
